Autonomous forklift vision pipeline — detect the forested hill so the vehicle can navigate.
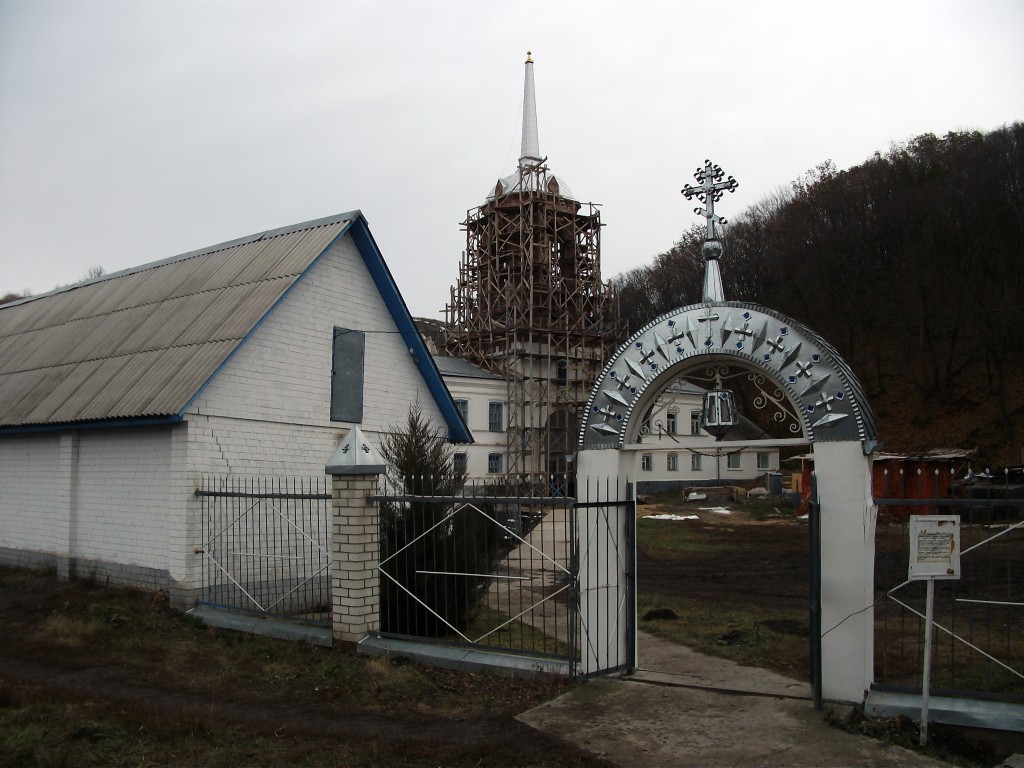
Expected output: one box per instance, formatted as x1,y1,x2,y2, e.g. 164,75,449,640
615,125,1024,468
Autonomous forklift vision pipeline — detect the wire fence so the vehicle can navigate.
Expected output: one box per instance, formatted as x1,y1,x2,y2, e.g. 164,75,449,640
373,474,578,661
196,475,331,623
874,479,1024,700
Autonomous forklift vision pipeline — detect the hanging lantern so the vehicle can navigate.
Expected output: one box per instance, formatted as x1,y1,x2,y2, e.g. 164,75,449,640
700,376,739,440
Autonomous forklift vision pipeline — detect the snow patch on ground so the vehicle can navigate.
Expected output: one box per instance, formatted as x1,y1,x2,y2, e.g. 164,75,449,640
646,513,700,521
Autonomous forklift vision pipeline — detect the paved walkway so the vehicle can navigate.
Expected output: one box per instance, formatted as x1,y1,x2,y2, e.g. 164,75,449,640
518,631,949,767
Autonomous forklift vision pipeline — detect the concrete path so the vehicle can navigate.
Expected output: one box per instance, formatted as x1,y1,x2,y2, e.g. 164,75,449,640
518,631,949,767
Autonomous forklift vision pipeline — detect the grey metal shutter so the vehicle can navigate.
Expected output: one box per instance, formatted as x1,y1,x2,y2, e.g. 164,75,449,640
331,327,364,422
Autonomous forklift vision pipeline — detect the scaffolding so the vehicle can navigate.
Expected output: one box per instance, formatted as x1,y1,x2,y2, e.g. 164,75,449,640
445,159,621,478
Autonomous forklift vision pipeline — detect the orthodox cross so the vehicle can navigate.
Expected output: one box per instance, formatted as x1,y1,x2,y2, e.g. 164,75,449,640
682,159,739,242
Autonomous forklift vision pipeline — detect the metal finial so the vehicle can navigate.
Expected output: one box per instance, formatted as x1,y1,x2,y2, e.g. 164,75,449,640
682,159,738,303
526,50,533,63
681,159,739,245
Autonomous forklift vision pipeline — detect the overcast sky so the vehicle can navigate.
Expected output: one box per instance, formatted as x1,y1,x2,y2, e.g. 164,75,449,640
2,0,1021,317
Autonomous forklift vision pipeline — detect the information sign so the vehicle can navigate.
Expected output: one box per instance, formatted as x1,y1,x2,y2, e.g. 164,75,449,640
908,515,960,580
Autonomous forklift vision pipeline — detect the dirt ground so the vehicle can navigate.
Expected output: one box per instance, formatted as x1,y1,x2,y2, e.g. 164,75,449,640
0,566,611,768
636,488,811,626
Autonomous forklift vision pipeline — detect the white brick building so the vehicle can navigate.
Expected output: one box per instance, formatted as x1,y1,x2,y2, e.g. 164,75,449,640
0,212,470,605
433,356,509,479
630,381,780,490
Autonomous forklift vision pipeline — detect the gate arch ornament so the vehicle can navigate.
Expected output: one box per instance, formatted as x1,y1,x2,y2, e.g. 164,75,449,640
578,301,877,450
576,160,880,705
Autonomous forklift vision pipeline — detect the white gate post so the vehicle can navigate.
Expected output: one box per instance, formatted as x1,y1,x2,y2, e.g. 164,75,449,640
326,427,386,646
813,440,876,704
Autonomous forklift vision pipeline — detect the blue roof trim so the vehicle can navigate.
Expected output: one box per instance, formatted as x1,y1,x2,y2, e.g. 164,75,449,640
177,217,359,419
0,414,184,436
348,217,473,444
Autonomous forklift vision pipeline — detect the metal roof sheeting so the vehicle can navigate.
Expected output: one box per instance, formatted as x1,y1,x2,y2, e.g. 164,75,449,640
433,355,503,380
0,214,353,428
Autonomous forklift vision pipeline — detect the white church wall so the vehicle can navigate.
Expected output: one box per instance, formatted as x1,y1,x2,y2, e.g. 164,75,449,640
443,374,508,478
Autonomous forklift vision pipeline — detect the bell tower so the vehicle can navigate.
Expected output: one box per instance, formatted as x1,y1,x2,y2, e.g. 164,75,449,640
445,52,621,478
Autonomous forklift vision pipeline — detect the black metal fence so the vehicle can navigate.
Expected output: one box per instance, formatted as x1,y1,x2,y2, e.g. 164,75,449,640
196,475,331,623
372,474,635,675
374,474,576,659
874,482,1024,700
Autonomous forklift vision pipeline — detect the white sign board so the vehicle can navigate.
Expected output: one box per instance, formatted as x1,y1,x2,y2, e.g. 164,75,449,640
909,515,960,580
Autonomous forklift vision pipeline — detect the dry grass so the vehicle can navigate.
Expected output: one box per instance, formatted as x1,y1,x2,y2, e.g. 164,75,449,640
0,566,608,768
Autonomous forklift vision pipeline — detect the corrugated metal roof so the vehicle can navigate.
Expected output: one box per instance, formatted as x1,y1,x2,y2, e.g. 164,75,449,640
0,213,355,428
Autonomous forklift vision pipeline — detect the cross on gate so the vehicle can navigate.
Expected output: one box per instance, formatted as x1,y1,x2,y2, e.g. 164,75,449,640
682,159,739,242
733,321,753,340
814,392,835,412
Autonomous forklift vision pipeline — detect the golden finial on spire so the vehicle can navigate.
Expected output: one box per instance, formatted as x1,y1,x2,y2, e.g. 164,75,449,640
526,51,533,63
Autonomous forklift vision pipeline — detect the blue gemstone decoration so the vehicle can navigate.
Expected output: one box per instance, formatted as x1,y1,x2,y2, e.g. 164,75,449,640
635,342,643,350
836,391,845,400
616,414,624,421
807,405,815,413
676,346,684,354
764,353,772,362
704,339,713,348
811,354,820,363
788,375,796,383
667,319,675,327
780,327,789,335
592,406,600,413
743,311,751,320
650,363,658,370
630,387,637,395
736,342,744,350
609,370,617,379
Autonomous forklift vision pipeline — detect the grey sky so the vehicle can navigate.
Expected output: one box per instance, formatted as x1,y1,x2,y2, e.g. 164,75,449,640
2,0,1021,318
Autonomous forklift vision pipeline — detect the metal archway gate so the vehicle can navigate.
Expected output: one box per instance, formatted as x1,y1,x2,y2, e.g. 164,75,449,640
577,300,878,704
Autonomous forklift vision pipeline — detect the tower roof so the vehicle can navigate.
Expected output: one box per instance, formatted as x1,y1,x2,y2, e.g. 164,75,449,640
520,50,541,165
486,52,575,201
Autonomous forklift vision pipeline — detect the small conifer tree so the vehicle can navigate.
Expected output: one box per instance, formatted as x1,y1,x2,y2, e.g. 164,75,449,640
378,403,501,637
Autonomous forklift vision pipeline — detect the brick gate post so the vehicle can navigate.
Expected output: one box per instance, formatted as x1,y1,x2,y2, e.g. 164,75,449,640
325,427,386,647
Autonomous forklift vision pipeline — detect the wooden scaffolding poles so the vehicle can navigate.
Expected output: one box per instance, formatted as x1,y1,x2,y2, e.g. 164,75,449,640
445,160,621,478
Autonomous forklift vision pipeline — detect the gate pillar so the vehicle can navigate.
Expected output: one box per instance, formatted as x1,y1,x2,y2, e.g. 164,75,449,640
813,441,876,703
326,427,386,646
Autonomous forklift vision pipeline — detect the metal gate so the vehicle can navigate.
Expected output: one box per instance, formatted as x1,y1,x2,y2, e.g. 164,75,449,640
196,475,331,623
874,480,1024,701
374,475,635,676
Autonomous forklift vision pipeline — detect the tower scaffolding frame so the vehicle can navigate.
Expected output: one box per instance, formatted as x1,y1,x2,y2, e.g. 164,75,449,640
445,159,621,479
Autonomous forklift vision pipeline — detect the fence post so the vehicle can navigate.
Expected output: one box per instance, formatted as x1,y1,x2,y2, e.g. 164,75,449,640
325,427,386,647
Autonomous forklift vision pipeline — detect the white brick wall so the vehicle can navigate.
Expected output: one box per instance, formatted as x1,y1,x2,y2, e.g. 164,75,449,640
0,426,174,587
0,433,64,553
73,428,172,568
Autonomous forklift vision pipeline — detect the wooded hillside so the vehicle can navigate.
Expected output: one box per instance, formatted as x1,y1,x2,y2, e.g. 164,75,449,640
615,125,1024,467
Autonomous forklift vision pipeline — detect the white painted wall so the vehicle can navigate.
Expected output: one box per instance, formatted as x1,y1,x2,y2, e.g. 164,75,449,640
0,433,65,554
0,426,178,590
443,374,507,478
73,428,172,569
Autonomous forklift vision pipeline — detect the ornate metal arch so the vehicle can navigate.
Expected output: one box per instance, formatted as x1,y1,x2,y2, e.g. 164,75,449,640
578,301,877,450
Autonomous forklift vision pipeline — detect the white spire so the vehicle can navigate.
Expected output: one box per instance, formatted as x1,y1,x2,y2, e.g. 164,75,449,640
520,51,541,164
